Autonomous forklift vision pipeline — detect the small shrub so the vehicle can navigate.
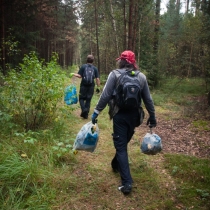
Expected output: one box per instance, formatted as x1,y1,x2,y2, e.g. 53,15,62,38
2,52,66,131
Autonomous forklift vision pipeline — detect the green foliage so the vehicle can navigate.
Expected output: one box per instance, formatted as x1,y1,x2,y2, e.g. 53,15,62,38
65,64,78,75
192,120,210,131
152,76,206,107
159,1,210,87
146,59,162,88
196,189,210,200
2,28,20,57
0,110,18,135
0,72,210,209
164,154,210,207
52,139,73,158
0,152,54,209
98,73,109,86
0,107,77,209
1,52,66,131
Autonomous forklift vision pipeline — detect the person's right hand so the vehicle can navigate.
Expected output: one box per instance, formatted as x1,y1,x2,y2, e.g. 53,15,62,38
69,73,74,78
146,115,157,128
91,112,98,124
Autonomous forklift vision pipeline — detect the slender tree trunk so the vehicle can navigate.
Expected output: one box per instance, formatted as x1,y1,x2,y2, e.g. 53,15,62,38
186,0,189,13
137,14,142,65
94,0,100,73
63,43,66,68
176,0,180,13
187,43,193,77
195,0,200,15
151,0,161,86
128,0,134,50
1,0,6,75
154,0,160,53
109,0,119,55
123,0,126,50
48,38,50,62
132,2,138,51
89,22,93,54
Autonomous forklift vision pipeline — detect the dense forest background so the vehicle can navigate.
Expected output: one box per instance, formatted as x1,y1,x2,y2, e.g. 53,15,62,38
0,1,210,209
1,0,210,94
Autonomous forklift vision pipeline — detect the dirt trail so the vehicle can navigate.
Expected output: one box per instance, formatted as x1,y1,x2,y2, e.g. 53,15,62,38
68,83,210,209
70,108,180,209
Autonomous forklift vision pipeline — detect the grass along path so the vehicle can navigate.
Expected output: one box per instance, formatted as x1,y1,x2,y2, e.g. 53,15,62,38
0,76,209,209
55,78,210,209
55,90,182,210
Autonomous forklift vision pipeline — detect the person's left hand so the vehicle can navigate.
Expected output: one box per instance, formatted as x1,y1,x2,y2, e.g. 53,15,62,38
146,115,157,128
96,87,100,94
91,112,98,124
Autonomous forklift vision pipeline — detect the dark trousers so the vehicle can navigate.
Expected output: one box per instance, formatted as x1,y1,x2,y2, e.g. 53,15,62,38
111,109,139,186
79,85,94,114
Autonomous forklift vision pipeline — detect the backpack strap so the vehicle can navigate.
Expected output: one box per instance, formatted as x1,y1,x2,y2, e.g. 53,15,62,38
115,69,127,87
115,69,140,87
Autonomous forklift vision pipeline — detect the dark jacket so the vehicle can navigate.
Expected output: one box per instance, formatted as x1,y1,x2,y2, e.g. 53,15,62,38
78,64,99,86
94,68,155,119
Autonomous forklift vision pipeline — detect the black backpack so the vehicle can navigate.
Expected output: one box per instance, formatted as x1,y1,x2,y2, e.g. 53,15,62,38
83,64,95,85
114,69,141,110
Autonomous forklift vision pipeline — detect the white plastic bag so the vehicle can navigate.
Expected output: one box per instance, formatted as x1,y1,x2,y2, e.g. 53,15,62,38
141,131,162,155
73,121,99,153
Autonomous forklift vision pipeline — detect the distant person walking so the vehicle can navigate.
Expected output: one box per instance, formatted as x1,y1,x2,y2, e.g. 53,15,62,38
70,55,100,119
91,50,157,195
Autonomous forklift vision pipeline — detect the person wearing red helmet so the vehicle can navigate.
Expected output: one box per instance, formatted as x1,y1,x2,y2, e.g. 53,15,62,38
91,50,156,195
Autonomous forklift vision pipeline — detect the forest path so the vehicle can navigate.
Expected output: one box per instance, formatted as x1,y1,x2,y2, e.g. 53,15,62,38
66,104,180,209
63,79,209,209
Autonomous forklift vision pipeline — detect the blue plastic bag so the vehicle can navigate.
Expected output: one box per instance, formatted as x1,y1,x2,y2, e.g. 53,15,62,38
64,84,78,105
73,121,99,153
141,132,162,155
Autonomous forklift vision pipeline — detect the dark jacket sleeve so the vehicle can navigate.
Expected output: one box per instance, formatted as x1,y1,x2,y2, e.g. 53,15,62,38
78,64,86,76
94,71,116,114
94,70,155,117
94,66,99,78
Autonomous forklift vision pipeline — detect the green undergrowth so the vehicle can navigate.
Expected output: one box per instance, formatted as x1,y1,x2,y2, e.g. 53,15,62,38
164,154,210,209
152,77,206,108
0,75,210,209
192,120,210,131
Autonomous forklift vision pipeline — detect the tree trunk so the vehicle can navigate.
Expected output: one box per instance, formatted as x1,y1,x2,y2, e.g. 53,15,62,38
186,0,189,13
123,0,126,50
89,22,93,54
152,0,161,86
63,43,66,68
1,0,6,75
132,2,138,51
154,0,160,53
195,0,200,15
176,0,180,13
94,0,100,73
128,0,134,50
109,0,119,56
137,14,142,65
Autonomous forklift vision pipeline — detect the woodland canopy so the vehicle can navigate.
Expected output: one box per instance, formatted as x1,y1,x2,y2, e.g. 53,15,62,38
0,0,210,101
0,1,210,209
